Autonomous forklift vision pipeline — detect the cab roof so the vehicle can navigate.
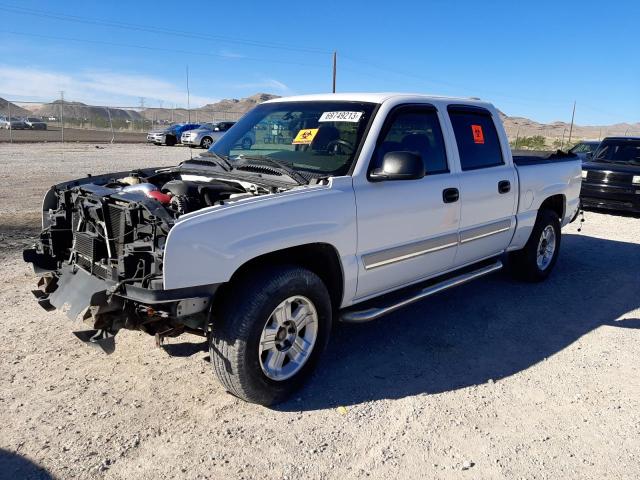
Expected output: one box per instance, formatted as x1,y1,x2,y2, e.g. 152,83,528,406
264,92,492,108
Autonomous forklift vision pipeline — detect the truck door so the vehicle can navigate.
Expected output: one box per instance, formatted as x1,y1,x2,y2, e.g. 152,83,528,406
446,105,517,266
353,104,461,299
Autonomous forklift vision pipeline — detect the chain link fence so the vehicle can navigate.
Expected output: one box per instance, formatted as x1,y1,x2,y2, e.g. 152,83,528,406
0,97,245,143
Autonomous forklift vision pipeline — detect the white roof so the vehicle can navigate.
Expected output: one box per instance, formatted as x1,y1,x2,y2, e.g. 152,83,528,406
265,92,489,107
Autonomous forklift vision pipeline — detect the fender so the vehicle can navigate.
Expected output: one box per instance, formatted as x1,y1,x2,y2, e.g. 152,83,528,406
162,177,359,304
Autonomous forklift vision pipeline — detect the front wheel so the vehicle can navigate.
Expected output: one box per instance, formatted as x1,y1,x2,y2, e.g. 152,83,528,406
509,209,561,282
201,136,213,149
210,265,332,405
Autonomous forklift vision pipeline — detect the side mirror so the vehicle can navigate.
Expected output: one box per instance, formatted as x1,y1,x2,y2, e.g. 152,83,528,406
369,151,425,182
585,152,593,160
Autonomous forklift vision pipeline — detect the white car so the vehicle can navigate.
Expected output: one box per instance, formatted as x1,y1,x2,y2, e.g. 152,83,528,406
25,93,581,405
181,121,255,150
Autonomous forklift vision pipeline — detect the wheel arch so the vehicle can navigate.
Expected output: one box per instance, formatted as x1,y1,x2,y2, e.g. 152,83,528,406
538,194,565,221
215,243,345,312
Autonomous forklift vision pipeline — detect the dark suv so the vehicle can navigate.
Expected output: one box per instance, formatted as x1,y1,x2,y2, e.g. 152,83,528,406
581,137,640,213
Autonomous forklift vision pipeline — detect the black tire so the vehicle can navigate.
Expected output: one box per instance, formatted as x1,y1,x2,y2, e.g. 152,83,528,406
210,265,332,406
241,137,252,150
201,136,213,149
165,135,177,146
509,209,561,282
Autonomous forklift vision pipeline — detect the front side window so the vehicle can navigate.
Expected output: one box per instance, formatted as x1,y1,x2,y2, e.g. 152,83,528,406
210,101,376,176
372,106,448,175
448,107,504,170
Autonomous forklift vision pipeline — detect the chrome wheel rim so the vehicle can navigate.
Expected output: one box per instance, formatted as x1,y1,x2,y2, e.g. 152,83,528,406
202,138,212,148
258,295,318,381
536,225,556,270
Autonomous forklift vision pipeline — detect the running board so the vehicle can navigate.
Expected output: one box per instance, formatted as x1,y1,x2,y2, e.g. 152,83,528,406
340,260,503,323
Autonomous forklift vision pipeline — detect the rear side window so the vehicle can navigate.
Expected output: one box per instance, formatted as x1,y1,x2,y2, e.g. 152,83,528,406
373,106,448,175
448,107,504,170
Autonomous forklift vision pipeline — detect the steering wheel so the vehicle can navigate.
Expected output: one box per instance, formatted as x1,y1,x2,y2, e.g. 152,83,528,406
325,139,355,156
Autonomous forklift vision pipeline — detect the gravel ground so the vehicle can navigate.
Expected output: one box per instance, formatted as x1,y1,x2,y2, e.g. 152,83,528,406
0,144,639,480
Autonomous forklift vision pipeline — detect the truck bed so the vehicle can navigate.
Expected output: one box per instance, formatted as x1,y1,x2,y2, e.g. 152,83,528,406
512,150,578,166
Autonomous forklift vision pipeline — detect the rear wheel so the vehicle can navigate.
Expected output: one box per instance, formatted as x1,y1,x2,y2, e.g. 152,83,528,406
509,209,561,282
210,265,332,405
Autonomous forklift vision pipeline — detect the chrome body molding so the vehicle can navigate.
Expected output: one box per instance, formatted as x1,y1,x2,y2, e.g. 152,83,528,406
459,219,512,244
362,219,513,270
362,233,459,270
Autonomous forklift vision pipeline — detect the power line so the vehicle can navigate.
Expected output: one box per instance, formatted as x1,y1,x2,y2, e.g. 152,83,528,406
0,30,327,69
0,4,331,55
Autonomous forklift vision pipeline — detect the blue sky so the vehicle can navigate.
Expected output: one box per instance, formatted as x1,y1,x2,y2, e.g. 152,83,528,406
0,0,638,125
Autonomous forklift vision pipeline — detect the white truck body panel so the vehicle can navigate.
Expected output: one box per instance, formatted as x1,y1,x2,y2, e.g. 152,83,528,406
162,93,581,308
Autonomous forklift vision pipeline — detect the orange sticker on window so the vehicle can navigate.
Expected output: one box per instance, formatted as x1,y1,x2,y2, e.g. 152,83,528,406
471,124,485,144
292,128,319,145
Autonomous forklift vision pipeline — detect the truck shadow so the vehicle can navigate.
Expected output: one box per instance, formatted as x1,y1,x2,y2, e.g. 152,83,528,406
277,232,640,412
0,449,54,479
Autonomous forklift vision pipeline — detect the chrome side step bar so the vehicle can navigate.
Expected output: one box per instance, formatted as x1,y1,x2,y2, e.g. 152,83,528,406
340,260,503,323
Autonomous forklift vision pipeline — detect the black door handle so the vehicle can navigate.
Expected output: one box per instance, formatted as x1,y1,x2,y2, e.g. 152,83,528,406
498,180,511,194
442,188,459,203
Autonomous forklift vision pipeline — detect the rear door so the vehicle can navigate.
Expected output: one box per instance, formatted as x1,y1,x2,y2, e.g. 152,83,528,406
447,105,517,266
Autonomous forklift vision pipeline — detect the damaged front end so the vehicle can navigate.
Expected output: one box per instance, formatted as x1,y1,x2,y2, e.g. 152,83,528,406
23,166,264,352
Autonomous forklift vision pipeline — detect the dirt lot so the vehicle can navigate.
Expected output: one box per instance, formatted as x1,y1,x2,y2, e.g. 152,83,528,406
0,127,147,144
0,144,639,480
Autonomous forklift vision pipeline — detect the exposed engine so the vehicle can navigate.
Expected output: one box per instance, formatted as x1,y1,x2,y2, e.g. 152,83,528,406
32,167,275,290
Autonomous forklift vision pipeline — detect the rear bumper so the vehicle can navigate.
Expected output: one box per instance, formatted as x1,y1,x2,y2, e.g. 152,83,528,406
580,183,640,213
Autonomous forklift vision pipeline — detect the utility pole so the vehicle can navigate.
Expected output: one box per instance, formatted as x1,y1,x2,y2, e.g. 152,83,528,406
139,97,145,132
186,65,191,123
60,90,65,143
332,51,337,93
567,100,576,146
7,99,12,144
106,107,115,143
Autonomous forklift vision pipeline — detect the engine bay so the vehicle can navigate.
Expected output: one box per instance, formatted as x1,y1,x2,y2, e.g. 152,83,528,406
34,166,282,290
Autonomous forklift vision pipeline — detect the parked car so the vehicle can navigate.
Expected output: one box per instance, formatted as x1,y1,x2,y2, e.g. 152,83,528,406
24,93,581,405
23,117,48,130
0,116,28,129
581,136,640,213
146,123,201,146
569,140,600,161
180,121,234,148
181,121,255,149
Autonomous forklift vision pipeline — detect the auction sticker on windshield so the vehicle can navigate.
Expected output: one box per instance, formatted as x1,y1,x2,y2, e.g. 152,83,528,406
319,111,363,122
292,128,319,144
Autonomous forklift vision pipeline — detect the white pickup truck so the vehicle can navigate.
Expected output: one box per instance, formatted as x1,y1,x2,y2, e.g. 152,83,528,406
24,93,581,405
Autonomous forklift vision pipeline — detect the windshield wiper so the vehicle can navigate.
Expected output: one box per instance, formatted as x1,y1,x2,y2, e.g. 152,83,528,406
197,151,233,171
235,155,308,185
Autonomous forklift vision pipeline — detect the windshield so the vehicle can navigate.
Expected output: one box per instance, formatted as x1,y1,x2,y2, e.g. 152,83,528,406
593,139,640,164
209,101,377,176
